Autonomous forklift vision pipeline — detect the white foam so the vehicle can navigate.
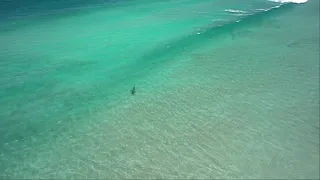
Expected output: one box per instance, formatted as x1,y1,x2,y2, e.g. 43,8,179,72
269,0,308,4
224,9,247,14
255,5,281,12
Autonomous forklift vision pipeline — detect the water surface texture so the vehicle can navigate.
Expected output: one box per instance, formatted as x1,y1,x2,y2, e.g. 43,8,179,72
0,0,319,178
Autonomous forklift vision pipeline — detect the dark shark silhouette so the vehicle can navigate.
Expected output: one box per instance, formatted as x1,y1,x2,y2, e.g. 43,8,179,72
131,85,136,95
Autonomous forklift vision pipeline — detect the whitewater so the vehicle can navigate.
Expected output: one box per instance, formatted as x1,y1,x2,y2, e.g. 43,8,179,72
270,0,308,4
0,0,318,178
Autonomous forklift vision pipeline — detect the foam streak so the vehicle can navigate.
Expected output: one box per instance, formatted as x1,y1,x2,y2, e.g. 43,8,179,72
269,0,308,4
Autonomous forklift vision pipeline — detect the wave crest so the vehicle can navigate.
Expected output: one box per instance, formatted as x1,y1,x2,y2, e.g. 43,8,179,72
269,0,308,4
224,9,247,14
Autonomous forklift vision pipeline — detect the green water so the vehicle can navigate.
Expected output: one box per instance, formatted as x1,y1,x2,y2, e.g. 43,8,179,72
0,0,319,178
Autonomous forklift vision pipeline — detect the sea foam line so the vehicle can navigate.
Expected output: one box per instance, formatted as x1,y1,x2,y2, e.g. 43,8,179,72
256,5,281,12
224,9,247,14
268,0,308,4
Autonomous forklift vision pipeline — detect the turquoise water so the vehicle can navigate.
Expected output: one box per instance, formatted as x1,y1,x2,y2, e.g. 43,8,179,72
0,0,319,178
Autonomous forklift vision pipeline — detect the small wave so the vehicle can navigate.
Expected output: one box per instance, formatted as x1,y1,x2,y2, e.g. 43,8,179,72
256,5,281,12
269,0,308,4
224,9,247,14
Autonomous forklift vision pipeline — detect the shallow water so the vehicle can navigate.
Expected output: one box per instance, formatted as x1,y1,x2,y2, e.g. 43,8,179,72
0,0,319,178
